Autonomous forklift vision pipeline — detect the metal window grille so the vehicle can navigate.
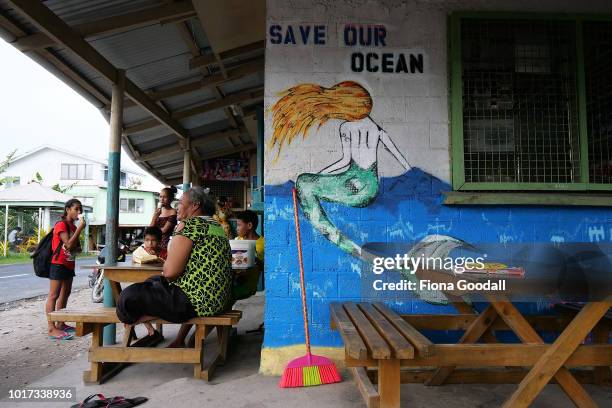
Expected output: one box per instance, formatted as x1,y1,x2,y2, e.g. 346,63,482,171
461,19,581,184
203,180,246,210
584,21,612,184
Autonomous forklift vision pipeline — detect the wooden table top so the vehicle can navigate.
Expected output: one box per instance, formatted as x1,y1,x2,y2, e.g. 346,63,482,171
81,262,163,271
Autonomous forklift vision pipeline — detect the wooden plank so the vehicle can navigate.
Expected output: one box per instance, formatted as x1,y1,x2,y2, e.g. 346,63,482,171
358,303,414,359
14,1,196,51
401,314,572,332
344,344,612,368
373,303,434,357
48,308,241,325
330,303,368,361
443,191,612,207
426,305,498,386
351,367,380,408
84,324,104,383
193,324,205,379
371,368,596,385
378,359,400,408
501,301,612,408
76,322,95,337
90,347,199,363
449,298,498,343
489,299,597,408
344,303,391,359
104,269,160,283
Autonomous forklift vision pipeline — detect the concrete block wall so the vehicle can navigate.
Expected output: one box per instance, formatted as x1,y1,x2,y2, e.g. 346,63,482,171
261,0,612,375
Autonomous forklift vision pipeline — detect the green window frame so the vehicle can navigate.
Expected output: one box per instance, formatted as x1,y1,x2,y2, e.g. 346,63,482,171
450,12,612,193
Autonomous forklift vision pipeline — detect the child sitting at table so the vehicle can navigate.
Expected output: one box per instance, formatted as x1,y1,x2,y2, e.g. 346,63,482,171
134,226,163,337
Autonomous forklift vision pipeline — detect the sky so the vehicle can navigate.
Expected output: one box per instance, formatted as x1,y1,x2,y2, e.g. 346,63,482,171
0,38,162,190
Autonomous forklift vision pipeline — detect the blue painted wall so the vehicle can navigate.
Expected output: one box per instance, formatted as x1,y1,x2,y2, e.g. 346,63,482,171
262,168,612,348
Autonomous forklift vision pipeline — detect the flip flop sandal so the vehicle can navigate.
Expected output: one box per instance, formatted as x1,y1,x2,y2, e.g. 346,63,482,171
70,393,109,408
48,331,74,341
61,324,76,332
105,396,148,407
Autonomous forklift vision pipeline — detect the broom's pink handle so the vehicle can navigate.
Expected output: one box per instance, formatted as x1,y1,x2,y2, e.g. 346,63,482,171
292,187,311,355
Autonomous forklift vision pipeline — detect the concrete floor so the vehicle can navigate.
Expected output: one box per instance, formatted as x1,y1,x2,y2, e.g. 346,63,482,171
1,294,611,408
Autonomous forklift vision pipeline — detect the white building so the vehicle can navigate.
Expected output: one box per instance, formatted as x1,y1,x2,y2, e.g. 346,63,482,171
1,145,153,192
1,145,164,247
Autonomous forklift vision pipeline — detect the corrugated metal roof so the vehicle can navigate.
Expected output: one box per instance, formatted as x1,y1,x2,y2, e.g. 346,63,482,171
90,24,191,69
0,0,264,184
44,0,164,26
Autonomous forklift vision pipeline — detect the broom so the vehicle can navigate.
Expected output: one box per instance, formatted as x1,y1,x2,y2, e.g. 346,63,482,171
279,188,342,388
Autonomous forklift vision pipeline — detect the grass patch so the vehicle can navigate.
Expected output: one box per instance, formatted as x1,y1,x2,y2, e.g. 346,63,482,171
0,253,32,265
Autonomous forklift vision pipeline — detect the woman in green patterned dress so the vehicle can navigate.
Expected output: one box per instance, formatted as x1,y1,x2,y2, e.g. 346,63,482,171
117,187,232,336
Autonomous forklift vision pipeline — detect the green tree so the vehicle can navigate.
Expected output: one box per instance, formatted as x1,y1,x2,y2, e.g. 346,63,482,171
29,171,78,193
0,149,17,187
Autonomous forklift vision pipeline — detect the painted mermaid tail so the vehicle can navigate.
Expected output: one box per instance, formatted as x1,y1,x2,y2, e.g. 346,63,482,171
295,161,378,255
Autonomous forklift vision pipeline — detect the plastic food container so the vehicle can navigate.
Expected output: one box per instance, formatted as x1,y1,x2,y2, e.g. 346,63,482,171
229,240,256,269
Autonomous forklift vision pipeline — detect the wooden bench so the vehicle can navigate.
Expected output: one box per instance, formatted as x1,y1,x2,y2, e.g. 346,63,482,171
331,301,612,408
48,307,242,383
330,302,433,408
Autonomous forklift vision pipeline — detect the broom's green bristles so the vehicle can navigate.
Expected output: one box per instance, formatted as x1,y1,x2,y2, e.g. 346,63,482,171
302,366,322,386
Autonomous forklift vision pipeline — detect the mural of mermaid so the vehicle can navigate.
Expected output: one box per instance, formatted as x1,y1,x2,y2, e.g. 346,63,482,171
270,81,410,257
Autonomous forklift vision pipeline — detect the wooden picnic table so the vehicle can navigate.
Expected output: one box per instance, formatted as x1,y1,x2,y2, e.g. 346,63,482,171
81,262,163,302
331,269,612,408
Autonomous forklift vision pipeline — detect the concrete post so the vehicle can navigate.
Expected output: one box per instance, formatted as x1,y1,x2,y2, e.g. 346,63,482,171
3,204,8,257
103,69,125,345
256,106,264,206
182,142,191,193
83,212,89,253
43,207,51,230
37,207,42,243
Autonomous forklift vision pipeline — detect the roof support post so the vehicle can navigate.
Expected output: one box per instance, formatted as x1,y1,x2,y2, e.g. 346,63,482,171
103,69,125,345
37,207,42,243
183,141,192,193
3,204,8,257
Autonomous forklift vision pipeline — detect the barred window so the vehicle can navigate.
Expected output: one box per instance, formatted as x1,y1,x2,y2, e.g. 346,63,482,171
452,16,612,191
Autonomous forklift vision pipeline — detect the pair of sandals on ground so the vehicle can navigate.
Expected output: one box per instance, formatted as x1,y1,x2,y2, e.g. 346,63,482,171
71,393,147,408
49,323,75,340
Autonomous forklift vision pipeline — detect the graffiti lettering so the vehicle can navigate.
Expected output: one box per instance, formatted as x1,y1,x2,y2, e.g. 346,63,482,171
343,24,387,47
268,24,326,45
351,52,423,74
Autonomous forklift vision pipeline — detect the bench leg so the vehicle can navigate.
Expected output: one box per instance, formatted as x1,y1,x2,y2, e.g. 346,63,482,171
378,359,400,408
351,367,380,408
83,324,104,383
217,325,230,362
427,305,498,386
497,301,611,408
110,281,122,303
593,322,612,386
122,325,136,347
193,324,206,379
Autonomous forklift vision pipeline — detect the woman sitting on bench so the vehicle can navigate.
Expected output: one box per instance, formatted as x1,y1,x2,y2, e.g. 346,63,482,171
117,187,233,334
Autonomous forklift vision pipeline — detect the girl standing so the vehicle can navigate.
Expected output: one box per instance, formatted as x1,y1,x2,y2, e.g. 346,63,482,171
47,198,85,340
150,186,178,259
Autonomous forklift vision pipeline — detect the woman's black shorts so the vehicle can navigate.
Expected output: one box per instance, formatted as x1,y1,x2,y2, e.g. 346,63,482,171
49,264,75,280
116,276,196,324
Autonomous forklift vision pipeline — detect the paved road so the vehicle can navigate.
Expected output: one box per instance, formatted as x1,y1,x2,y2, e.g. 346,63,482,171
0,257,102,304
